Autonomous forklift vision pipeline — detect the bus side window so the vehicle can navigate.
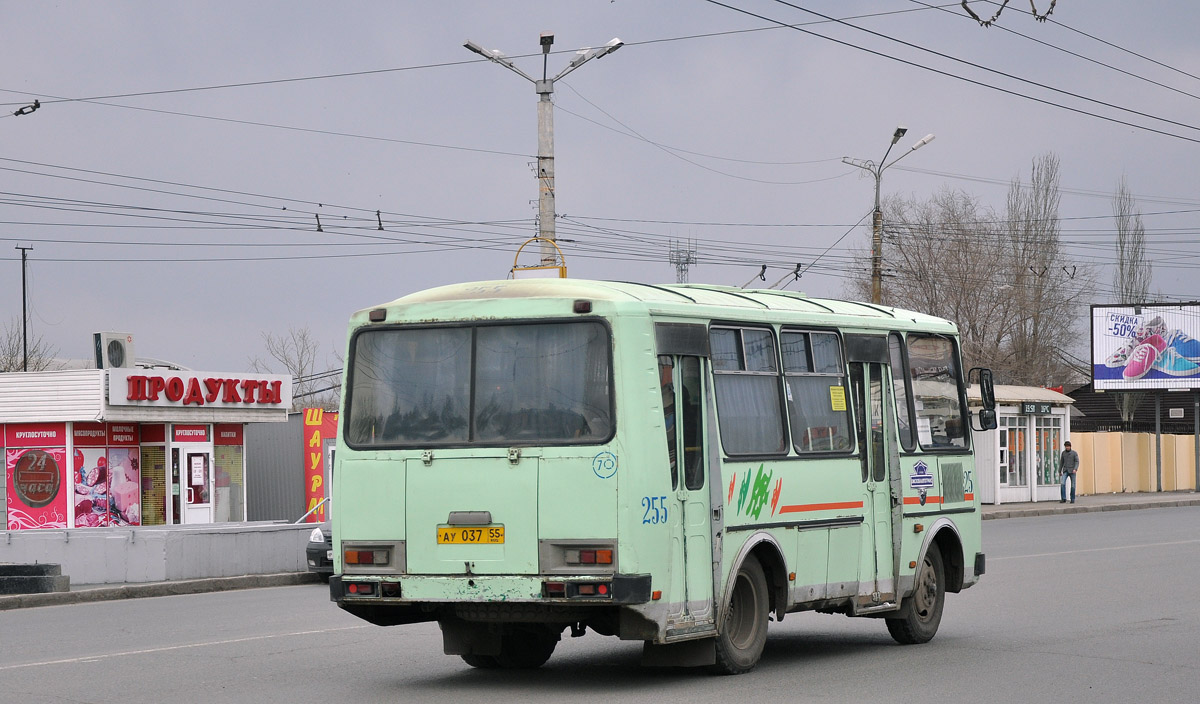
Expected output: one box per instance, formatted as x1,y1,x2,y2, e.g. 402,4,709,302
888,333,916,452
680,356,704,491
659,355,679,490
849,363,868,482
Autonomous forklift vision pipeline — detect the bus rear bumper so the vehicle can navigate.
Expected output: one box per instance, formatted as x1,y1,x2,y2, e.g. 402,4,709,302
330,573,652,606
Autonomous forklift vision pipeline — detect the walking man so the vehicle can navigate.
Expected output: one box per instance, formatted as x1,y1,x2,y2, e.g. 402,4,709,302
1060,440,1079,504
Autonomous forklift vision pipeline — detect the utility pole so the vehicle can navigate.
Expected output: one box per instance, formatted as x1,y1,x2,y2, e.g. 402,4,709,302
465,33,622,266
15,245,32,371
843,127,935,304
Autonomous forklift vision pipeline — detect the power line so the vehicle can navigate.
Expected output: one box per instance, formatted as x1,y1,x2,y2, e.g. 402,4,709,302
703,0,1200,146
908,1,1200,104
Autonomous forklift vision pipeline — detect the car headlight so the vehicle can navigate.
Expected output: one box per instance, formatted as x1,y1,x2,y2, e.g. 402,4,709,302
309,527,325,543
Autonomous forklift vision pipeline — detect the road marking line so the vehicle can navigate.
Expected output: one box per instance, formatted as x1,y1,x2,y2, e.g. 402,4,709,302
991,538,1200,561
0,625,369,671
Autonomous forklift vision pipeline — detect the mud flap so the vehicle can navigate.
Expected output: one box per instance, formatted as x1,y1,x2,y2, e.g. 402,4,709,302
642,637,716,667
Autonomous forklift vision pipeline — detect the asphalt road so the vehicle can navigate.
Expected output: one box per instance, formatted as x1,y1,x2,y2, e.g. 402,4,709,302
3,506,1198,704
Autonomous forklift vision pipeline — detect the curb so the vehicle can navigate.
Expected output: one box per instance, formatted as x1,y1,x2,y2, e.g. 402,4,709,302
0,571,319,611
983,496,1200,520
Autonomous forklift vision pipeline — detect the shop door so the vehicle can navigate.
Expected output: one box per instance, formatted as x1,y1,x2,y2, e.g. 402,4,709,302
182,449,214,523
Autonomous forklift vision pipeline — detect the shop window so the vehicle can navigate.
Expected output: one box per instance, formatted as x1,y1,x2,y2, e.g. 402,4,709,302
1000,416,1028,487
1035,415,1063,486
140,446,167,526
214,445,245,522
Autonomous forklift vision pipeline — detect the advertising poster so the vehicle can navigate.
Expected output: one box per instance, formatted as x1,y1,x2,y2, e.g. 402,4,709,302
303,408,338,522
107,447,141,526
7,447,69,530
1093,305,1200,390
73,447,111,527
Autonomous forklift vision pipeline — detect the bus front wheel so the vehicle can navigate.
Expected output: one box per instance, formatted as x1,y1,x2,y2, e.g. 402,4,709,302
710,555,769,675
887,546,945,645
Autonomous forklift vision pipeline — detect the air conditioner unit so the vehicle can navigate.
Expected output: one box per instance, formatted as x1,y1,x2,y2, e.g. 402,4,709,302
94,332,136,369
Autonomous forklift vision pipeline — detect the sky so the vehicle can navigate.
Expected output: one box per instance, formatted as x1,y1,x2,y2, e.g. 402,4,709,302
3,1,1199,375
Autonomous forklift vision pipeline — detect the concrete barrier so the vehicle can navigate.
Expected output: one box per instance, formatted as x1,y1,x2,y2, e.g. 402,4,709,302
0,522,313,585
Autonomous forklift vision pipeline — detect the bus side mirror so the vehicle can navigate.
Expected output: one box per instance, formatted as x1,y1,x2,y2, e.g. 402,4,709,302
969,367,998,431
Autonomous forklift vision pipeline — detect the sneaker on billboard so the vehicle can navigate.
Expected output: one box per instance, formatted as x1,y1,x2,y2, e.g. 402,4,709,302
1164,329,1200,361
1153,347,1200,376
1106,339,1138,368
1134,316,1168,341
1141,334,1168,353
1122,343,1158,380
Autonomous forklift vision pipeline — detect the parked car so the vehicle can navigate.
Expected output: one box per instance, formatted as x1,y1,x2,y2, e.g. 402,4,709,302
306,521,334,581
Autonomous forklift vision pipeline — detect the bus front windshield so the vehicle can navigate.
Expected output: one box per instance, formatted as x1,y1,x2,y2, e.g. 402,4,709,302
345,321,612,448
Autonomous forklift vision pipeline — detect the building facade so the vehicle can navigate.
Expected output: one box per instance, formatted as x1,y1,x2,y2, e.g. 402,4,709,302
1,368,290,530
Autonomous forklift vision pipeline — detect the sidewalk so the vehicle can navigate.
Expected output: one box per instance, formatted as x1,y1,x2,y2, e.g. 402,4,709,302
982,489,1200,520
4,492,1199,611
0,572,319,612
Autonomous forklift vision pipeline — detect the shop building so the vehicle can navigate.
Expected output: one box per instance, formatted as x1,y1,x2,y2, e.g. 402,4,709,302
1,368,291,531
970,385,1074,505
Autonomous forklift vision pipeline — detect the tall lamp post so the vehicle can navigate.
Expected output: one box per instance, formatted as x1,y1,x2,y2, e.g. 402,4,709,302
465,33,622,266
843,127,935,304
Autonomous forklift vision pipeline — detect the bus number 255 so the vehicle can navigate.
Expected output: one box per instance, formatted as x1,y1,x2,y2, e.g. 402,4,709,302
642,496,668,525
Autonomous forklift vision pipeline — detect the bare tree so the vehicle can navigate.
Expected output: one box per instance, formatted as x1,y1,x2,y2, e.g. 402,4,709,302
0,317,59,372
249,327,342,411
1111,176,1152,428
845,153,1092,386
1002,153,1091,386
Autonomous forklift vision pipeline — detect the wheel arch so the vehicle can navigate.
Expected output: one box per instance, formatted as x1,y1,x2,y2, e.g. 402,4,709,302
721,531,789,626
920,519,965,594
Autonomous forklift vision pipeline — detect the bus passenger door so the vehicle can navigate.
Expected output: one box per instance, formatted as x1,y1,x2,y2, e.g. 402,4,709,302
659,355,715,628
848,357,899,607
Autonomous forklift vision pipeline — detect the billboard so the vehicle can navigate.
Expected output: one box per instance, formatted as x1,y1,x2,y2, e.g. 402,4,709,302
1092,304,1200,390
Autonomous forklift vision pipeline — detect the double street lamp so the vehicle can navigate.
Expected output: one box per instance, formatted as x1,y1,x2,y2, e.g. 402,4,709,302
843,127,935,304
465,33,622,266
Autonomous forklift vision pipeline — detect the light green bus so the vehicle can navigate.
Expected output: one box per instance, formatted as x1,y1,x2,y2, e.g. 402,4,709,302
330,278,997,674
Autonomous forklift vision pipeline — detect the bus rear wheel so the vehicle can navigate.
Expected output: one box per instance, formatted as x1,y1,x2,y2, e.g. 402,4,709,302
887,546,945,645
494,629,559,669
709,555,769,675
459,653,500,669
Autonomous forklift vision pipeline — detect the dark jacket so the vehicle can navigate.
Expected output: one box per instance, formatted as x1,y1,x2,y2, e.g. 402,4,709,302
1060,448,1080,474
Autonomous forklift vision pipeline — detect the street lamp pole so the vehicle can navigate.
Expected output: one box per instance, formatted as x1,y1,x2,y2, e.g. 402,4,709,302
15,244,31,371
465,34,622,266
843,128,935,304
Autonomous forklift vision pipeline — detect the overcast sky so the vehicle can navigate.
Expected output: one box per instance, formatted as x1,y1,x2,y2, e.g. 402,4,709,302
3,1,1199,374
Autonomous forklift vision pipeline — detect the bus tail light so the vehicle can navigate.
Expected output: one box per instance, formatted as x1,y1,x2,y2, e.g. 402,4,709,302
540,540,617,574
542,580,612,599
344,581,377,597
563,548,614,565
345,549,390,566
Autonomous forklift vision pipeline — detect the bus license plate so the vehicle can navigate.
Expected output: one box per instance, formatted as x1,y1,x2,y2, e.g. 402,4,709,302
437,526,505,545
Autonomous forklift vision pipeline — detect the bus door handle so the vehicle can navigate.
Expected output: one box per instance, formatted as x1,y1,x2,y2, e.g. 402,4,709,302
712,506,722,523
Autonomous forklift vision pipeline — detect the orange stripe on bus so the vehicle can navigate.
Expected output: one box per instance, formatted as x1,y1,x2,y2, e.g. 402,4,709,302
903,496,943,505
778,501,864,513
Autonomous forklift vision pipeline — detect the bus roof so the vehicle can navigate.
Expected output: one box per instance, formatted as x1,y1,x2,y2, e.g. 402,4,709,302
359,279,957,333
